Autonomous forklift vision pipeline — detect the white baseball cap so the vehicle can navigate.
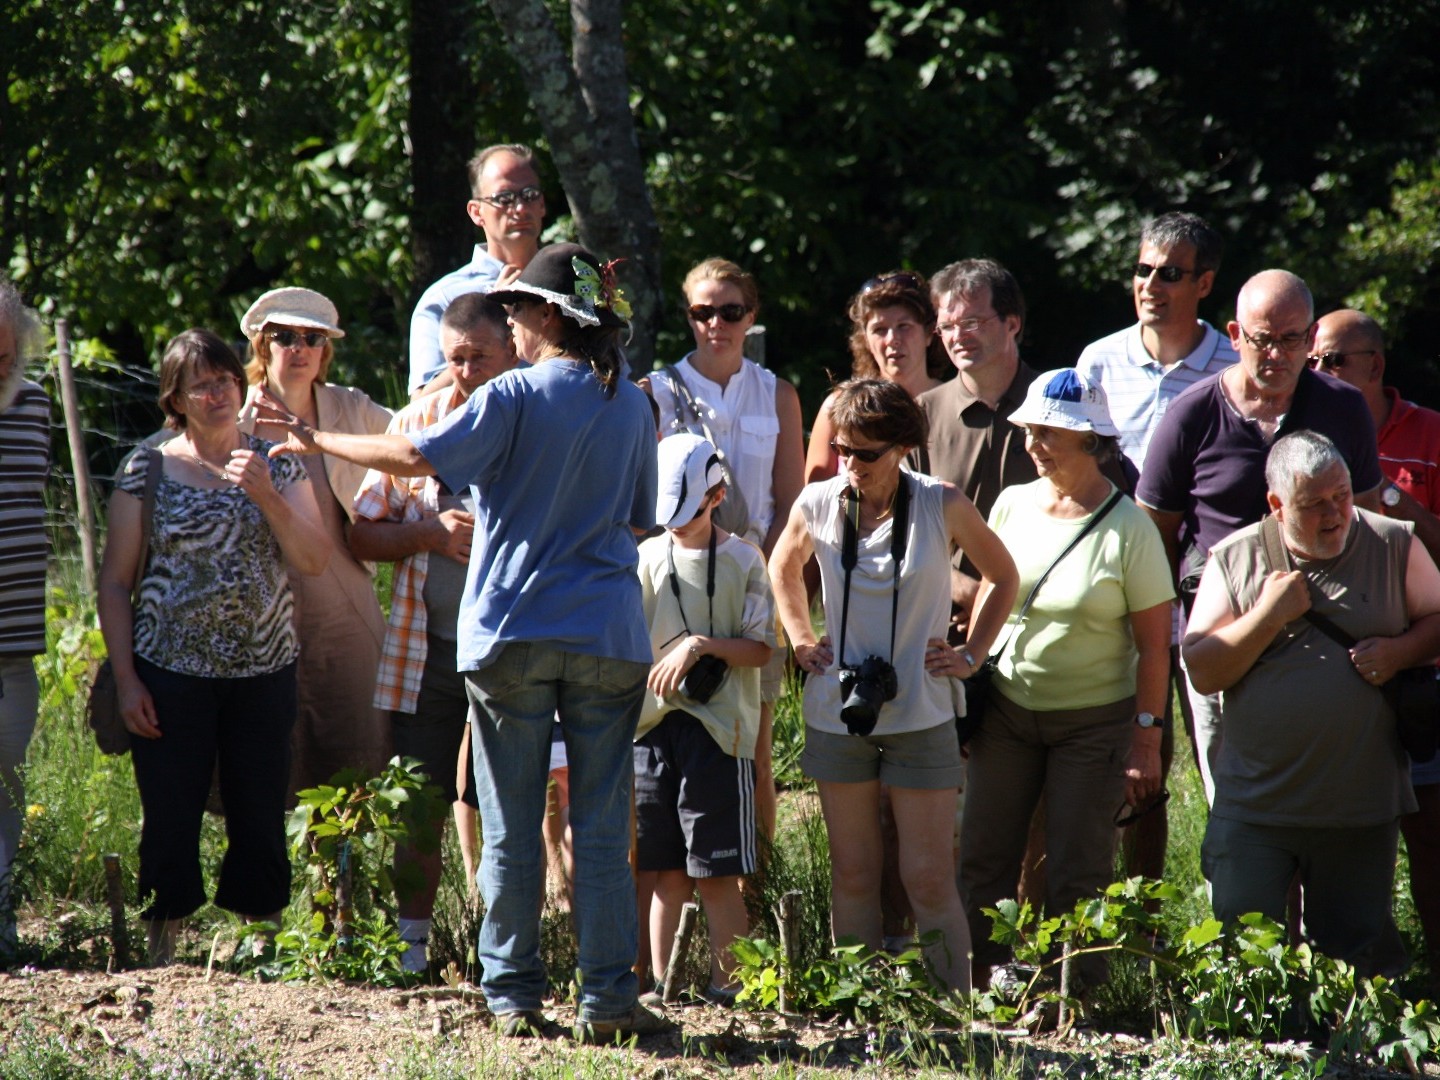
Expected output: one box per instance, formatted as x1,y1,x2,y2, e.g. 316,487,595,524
655,434,725,528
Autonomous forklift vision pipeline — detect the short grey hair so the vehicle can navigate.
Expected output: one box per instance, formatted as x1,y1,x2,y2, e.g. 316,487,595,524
1140,212,1224,274
0,279,43,359
1266,431,1347,504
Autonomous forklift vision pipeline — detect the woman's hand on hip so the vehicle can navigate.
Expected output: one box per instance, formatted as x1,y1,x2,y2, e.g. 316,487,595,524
119,674,161,739
793,636,833,677
925,637,978,679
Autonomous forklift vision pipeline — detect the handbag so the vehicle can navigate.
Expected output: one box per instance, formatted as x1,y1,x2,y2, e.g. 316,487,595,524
86,447,161,756
957,489,1124,744
1258,514,1440,763
657,365,753,539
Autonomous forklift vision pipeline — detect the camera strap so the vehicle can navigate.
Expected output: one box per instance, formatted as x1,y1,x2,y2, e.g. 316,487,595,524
837,473,912,669
667,525,718,637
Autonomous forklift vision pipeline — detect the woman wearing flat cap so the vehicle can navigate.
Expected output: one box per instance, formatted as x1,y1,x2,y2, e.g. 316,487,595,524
260,244,668,1040
239,286,394,796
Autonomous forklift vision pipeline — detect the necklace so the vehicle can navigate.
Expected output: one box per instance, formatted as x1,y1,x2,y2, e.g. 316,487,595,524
187,437,235,483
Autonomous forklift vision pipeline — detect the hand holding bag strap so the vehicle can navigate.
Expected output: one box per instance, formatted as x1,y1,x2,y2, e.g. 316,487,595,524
1258,513,1359,648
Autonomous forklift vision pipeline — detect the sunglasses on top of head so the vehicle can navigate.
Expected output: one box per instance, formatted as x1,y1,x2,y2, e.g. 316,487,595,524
860,271,924,294
830,440,895,464
686,303,751,324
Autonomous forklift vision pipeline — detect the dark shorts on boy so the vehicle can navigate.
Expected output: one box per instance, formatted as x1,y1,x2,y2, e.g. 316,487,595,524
634,710,756,878
391,634,478,808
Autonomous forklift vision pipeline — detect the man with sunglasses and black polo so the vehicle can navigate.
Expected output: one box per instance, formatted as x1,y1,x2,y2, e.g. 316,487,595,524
408,143,547,398
1313,307,1440,985
1075,212,1236,889
1137,270,1384,805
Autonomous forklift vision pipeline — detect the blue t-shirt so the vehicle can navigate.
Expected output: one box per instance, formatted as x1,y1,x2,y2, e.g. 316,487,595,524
411,359,658,671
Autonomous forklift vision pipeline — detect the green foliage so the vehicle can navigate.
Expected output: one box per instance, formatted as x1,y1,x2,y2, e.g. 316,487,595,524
286,758,446,916
732,934,962,1029
258,907,409,987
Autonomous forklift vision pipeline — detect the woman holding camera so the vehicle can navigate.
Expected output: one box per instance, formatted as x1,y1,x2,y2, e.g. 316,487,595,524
770,378,1017,991
959,369,1171,997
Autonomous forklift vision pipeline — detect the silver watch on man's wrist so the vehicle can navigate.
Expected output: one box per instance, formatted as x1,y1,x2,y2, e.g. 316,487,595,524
1135,712,1164,730
1383,484,1402,508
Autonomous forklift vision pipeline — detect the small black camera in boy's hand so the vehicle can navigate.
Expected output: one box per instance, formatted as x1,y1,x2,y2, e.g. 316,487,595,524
682,653,729,704
838,655,898,736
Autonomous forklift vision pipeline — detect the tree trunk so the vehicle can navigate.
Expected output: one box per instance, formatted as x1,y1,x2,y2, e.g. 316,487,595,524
410,0,480,308
484,0,662,372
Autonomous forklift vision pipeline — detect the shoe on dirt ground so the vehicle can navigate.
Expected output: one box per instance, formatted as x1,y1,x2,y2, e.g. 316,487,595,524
572,1002,677,1043
497,1009,549,1037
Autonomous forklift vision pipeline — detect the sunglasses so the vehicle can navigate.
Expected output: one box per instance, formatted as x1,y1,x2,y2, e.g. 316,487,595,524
267,328,328,349
475,186,543,209
1133,263,1198,283
1114,788,1171,828
686,303,751,324
830,440,895,464
860,271,924,294
1308,349,1378,371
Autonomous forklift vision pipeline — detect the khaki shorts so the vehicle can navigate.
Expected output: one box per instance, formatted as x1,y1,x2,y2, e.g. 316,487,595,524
802,720,963,790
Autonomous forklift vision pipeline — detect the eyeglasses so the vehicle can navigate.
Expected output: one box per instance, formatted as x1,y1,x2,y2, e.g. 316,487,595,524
831,440,895,464
1133,262,1199,283
686,303,751,324
267,328,328,349
1113,788,1170,828
475,186,543,209
860,271,924,294
1239,323,1314,354
937,313,1000,336
1308,349,1378,371
183,376,240,402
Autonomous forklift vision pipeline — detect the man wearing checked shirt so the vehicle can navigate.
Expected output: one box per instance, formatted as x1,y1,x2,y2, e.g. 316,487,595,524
1074,211,1236,887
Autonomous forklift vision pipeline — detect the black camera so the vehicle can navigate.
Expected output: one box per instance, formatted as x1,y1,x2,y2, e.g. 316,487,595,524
838,656,899,736
683,653,729,704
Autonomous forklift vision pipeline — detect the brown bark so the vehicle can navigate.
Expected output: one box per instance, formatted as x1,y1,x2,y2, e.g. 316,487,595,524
484,0,662,371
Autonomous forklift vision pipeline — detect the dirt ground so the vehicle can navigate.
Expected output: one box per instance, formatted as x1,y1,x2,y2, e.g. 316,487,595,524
0,961,990,1077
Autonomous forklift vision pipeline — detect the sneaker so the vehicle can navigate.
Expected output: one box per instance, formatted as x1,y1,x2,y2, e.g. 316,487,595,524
400,938,428,975
497,1009,548,1038
638,986,665,1009
572,1002,677,1043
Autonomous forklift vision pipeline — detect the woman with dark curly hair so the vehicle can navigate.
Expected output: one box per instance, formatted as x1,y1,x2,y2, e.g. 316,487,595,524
804,270,950,483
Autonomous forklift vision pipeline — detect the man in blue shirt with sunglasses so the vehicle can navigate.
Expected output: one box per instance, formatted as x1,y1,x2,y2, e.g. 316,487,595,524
408,143,547,396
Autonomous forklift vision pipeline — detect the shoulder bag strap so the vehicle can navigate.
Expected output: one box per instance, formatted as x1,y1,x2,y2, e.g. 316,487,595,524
132,446,161,606
988,488,1124,663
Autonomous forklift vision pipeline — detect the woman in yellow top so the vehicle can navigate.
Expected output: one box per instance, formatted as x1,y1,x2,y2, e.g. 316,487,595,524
958,368,1172,996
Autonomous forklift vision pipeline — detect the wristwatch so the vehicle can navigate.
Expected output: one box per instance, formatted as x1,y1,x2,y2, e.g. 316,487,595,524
1135,712,1164,730
1383,484,1402,508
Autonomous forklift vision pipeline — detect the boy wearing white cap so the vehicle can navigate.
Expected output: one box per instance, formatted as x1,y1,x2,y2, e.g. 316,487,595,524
634,434,776,1002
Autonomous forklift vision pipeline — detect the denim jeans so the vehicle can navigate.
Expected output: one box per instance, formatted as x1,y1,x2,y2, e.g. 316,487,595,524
466,642,648,1021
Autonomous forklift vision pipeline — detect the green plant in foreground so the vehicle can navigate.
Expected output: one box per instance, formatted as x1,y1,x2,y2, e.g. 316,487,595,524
733,933,963,1029
248,758,445,984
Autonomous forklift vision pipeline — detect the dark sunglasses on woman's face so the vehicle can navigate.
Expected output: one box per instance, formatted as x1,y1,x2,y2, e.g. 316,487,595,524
830,440,895,464
686,303,750,324
268,328,327,349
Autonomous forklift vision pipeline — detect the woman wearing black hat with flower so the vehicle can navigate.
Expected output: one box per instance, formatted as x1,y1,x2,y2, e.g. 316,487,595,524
261,244,667,1041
